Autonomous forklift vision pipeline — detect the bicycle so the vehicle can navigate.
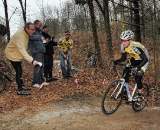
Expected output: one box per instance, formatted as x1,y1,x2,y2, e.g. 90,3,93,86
101,64,149,115
0,60,15,93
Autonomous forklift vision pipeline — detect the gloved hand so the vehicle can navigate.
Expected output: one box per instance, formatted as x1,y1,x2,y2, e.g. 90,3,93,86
131,67,144,76
131,67,138,75
32,60,42,67
137,69,144,76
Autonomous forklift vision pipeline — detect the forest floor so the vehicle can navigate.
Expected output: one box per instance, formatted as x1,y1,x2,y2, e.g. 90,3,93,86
1,96,160,130
0,60,160,130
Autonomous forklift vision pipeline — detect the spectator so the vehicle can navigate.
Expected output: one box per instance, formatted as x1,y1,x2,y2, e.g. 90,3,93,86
42,25,58,82
5,22,42,95
29,20,49,88
58,31,73,79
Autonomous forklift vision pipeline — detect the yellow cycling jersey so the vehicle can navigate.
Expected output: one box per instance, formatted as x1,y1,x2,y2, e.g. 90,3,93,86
121,41,149,61
58,37,73,52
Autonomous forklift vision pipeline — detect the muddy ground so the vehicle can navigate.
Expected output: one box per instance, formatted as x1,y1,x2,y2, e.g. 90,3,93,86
1,96,160,130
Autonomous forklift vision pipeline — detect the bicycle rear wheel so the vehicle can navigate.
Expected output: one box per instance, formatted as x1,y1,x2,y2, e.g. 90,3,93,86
101,80,123,115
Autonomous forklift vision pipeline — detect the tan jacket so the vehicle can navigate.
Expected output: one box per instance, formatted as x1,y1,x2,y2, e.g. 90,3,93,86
5,29,33,63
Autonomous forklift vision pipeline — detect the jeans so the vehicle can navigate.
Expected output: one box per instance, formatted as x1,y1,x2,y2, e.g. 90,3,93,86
10,61,24,90
59,51,72,77
32,53,44,85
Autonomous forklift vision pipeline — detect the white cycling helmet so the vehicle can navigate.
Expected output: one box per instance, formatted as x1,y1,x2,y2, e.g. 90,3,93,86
120,30,134,40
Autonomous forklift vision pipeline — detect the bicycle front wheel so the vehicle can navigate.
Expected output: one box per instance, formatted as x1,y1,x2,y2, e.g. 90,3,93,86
101,80,123,115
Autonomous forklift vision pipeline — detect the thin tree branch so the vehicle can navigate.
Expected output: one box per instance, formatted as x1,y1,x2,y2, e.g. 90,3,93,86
94,0,105,14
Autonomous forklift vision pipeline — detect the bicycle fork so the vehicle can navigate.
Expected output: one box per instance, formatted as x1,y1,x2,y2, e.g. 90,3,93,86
111,79,138,102
111,79,125,99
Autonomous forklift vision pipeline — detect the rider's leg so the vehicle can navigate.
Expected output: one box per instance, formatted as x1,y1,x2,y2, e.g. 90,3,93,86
135,74,143,94
123,67,132,101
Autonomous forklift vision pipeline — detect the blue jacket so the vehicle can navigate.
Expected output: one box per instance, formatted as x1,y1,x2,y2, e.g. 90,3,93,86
29,30,45,55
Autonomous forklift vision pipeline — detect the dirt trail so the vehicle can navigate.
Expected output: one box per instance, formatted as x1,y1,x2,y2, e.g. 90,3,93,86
0,96,160,130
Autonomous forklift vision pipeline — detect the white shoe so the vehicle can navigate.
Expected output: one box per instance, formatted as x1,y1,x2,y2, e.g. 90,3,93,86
39,82,49,89
128,96,132,102
42,82,49,86
33,84,41,88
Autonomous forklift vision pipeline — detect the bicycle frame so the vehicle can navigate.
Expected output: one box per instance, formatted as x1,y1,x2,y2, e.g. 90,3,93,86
111,79,125,99
111,78,138,102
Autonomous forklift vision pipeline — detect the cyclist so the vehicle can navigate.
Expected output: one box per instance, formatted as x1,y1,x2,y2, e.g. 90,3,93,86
113,30,149,96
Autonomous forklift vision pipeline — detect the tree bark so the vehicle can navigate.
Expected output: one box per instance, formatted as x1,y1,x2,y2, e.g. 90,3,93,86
87,0,102,66
152,0,158,86
133,0,141,42
110,0,119,40
18,0,27,24
139,0,145,39
103,0,113,59
95,0,113,59
2,0,10,41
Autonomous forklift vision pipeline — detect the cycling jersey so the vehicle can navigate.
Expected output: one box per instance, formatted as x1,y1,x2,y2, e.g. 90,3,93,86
115,41,149,72
58,37,73,53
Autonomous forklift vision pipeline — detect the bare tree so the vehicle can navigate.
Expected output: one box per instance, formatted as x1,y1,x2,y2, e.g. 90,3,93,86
94,0,113,59
140,0,145,39
87,0,102,66
133,0,141,42
110,0,119,40
152,0,159,85
75,0,102,66
2,0,10,41
18,0,27,24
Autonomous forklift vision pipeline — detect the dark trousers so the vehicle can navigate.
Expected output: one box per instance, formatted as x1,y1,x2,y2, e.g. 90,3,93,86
32,53,44,85
123,67,143,89
44,55,53,79
10,61,24,90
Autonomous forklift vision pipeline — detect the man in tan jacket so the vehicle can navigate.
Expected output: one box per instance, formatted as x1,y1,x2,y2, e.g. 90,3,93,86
5,22,41,95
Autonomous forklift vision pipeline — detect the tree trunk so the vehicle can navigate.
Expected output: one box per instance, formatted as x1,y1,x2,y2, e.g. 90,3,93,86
129,1,133,30
139,0,145,39
18,0,27,24
120,0,125,31
3,0,10,41
152,0,158,86
83,5,90,31
133,0,141,42
110,0,119,40
103,0,113,59
87,0,102,66
94,0,113,59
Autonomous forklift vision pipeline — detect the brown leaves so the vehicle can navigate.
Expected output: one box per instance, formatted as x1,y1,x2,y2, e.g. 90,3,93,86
0,64,110,113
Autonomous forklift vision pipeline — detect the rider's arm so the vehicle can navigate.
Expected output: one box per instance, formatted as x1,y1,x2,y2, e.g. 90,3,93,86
136,48,149,70
114,52,127,65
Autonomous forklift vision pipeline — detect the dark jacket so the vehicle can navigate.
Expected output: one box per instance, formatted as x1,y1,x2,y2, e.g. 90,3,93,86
42,31,57,56
29,29,46,55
